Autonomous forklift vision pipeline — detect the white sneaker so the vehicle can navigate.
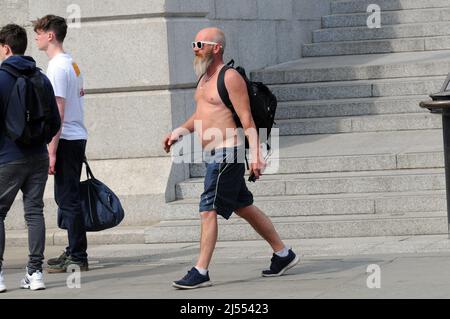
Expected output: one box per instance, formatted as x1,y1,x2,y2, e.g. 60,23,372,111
0,271,6,293
21,268,46,291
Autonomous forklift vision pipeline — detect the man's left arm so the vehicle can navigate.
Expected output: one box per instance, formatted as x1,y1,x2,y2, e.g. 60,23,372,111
225,70,265,180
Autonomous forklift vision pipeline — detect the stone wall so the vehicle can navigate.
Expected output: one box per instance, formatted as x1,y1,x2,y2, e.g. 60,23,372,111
0,0,331,229
208,0,332,70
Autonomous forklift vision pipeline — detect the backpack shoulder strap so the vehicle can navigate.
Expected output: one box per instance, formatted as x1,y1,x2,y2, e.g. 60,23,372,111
1,65,25,119
217,60,236,108
217,65,233,108
0,64,22,79
1,65,41,79
196,73,205,88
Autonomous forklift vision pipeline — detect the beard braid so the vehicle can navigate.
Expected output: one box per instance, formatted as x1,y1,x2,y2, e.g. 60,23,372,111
193,51,214,79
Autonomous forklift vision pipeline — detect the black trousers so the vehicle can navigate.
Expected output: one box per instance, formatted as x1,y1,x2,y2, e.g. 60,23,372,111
55,139,88,262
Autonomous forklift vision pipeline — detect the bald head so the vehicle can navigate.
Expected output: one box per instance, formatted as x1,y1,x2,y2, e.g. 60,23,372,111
195,27,226,54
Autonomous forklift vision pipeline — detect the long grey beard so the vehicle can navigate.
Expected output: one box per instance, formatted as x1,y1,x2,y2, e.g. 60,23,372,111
193,54,214,79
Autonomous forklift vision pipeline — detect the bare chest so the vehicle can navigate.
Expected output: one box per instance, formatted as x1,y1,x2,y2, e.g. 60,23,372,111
195,81,224,108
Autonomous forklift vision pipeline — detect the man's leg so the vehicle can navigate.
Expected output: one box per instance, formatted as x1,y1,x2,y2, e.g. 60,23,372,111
196,210,218,269
235,205,284,252
53,140,87,265
21,155,48,273
235,204,299,276
172,210,216,289
0,160,26,271
173,150,225,289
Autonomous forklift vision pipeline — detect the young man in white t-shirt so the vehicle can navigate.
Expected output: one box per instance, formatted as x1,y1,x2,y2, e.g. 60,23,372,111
34,15,89,273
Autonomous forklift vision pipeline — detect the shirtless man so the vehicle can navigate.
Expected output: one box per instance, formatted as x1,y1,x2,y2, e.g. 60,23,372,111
163,27,299,289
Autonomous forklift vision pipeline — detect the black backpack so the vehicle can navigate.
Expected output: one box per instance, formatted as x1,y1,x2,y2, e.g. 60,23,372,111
0,64,60,147
217,60,277,149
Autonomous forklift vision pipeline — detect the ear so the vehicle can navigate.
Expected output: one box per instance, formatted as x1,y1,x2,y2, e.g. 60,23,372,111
213,44,222,55
3,44,12,56
47,31,55,42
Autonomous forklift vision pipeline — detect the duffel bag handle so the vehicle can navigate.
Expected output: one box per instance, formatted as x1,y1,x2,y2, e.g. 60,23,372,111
83,156,95,180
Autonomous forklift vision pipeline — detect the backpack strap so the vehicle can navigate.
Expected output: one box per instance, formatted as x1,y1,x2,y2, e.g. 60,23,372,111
0,64,41,79
196,73,205,88
0,64,25,122
217,66,233,108
0,64,22,79
217,60,252,170
217,60,236,107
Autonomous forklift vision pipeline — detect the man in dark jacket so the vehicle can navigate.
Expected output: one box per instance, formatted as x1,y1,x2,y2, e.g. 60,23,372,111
0,24,59,292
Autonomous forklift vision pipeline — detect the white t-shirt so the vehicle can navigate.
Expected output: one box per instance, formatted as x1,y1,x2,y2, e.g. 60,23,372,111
46,53,88,140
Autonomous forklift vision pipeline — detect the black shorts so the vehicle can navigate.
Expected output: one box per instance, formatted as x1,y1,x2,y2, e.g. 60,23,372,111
199,146,254,219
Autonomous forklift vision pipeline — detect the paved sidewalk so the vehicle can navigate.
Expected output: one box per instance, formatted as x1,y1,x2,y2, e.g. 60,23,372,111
2,235,450,299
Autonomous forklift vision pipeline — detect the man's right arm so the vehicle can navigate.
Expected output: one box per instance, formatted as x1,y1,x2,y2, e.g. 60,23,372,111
46,64,68,174
162,112,196,153
48,96,65,175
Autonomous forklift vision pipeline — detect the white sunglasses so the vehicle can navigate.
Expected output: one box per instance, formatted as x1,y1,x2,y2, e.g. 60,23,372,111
192,41,219,49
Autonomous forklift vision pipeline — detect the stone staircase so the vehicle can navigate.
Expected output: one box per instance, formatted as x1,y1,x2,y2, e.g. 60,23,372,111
304,0,450,56
143,0,450,243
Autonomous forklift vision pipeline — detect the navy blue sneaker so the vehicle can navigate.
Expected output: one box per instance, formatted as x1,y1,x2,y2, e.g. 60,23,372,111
172,267,212,289
262,249,299,277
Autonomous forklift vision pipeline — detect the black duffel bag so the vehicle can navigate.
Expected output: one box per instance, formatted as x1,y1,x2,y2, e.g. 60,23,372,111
58,157,125,232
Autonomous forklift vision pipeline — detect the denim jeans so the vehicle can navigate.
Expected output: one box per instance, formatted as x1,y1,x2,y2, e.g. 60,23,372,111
0,153,49,272
55,139,88,262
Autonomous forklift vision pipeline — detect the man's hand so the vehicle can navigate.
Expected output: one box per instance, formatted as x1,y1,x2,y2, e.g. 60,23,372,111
162,131,181,153
48,154,57,175
249,155,266,181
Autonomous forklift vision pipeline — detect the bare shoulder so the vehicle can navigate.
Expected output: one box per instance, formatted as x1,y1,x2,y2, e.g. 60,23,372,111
224,68,246,90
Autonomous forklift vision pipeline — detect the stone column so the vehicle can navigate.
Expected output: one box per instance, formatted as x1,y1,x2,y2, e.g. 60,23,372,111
25,0,210,228
1,0,332,231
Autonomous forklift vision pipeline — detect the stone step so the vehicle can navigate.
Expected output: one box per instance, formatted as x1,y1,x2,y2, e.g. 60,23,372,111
7,211,447,245
145,212,447,243
163,190,446,220
303,36,450,57
274,129,443,159
331,0,450,14
5,227,147,247
3,156,178,231
313,21,450,43
323,7,450,28
176,168,445,199
187,129,443,176
277,112,441,135
271,75,444,102
6,194,163,231
276,96,427,119
189,151,444,177
253,51,450,85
